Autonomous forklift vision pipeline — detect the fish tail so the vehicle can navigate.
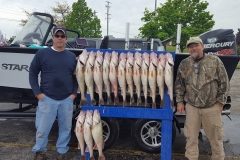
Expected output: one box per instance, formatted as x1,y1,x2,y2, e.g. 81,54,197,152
91,99,96,106
130,96,135,105
99,98,104,106
114,96,119,105
144,99,148,107
152,102,156,109
107,96,112,104
80,155,86,160
160,100,165,107
80,98,88,106
98,155,106,160
137,97,142,106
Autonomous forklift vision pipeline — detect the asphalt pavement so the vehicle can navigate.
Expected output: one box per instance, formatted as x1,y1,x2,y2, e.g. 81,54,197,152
0,69,239,160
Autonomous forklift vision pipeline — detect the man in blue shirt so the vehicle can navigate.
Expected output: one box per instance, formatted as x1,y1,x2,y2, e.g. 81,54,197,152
29,26,78,160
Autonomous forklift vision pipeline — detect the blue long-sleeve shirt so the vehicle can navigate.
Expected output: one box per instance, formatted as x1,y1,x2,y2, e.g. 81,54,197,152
29,47,78,100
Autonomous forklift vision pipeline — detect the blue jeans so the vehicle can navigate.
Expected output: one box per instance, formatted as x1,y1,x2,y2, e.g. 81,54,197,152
32,95,73,154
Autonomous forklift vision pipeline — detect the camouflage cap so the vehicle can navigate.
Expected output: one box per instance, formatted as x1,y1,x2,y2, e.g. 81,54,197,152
186,36,203,48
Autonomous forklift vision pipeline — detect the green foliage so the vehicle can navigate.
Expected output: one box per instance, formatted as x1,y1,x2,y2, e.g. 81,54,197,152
139,0,215,52
65,0,102,38
51,1,71,26
7,36,15,44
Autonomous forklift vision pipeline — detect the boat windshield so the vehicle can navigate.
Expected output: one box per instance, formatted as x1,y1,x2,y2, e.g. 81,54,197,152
11,14,52,47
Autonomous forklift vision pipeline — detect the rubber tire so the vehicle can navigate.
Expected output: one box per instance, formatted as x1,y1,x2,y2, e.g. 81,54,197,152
131,119,176,153
101,118,120,150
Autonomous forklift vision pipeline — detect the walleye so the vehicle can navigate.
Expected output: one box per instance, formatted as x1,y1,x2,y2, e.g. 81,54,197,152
118,53,127,107
133,52,142,105
157,54,166,107
75,50,89,106
85,51,96,106
148,52,158,108
141,52,150,107
94,51,104,106
83,110,95,160
75,111,86,160
103,52,112,104
126,52,134,105
164,52,174,106
92,110,105,160
109,51,119,105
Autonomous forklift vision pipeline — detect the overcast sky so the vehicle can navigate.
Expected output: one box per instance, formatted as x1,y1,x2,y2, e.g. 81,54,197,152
0,0,239,39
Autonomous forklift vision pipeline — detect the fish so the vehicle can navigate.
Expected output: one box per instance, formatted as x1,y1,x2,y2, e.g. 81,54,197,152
83,110,95,160
157,54,166,107
148,52,158,108
133,52,142,106
118,52,127,107
75,111,86,160
93,51,104,106
102,52,112,104
109,51,119,105
164,52,174,106
126,52,134,105
141,52,150,107
75,50,89,106
92,110,105,160
85,51,96,106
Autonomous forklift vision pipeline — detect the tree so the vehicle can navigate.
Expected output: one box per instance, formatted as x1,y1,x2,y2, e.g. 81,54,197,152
65,0,102,38
236,28,240,55
19,2,70,27
51,1,71,27
139,0,215,52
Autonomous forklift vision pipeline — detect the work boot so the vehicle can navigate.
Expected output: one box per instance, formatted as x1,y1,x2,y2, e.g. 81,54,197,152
57,153,66,160
34,151,48,160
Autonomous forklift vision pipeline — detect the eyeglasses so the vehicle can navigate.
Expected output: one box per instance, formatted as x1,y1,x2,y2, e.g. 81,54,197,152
54,35,66,38
193,63,199,74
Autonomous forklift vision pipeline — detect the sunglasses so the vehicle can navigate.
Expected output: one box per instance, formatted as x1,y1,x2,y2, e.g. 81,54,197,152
54,35,66,38
193,63,199,74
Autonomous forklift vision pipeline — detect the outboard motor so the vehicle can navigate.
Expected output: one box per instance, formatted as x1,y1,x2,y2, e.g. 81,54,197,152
199,29,237,55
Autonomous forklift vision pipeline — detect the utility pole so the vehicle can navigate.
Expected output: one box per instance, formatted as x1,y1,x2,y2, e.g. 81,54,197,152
155,0,157,11
105,1,111,36
93,10,98,18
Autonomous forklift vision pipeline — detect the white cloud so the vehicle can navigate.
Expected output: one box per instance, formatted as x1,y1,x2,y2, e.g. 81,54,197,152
0,0,239,40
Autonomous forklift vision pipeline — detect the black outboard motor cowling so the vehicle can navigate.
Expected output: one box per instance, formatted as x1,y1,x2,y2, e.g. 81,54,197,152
199,29,237,55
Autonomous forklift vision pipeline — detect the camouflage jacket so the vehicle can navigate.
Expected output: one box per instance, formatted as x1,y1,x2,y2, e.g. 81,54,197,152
175,54,229,108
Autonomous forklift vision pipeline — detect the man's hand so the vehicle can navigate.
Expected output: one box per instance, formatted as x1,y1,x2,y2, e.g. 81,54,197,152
177,105,185,114
216,103,223,112
36,93,45,100
70,94,76,100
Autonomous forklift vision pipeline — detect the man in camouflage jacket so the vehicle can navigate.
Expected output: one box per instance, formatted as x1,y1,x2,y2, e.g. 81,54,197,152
175,36,229,160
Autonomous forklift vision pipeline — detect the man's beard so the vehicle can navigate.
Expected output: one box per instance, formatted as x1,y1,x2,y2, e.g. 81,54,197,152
190,51,201,60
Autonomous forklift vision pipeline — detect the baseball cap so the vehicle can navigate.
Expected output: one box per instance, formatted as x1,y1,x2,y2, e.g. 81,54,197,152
53,26,67,35
186,36,203,48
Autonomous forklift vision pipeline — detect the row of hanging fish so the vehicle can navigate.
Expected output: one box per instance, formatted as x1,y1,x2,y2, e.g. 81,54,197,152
75,49,174,108
75,110,105,160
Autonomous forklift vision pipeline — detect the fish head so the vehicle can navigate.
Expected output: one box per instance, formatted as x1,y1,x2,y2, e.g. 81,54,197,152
126,52,134,66
110,51,119,66
77,110,86,124
142,52,150,67
93,109,101,125
158,54,166,68
87,51,96,67
134,55,142,68
85,110,93,126
95,51,103,66
166,52,174,66
79,50,89,66
119,53,127,68
150,52,158,67
104,52,111,65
